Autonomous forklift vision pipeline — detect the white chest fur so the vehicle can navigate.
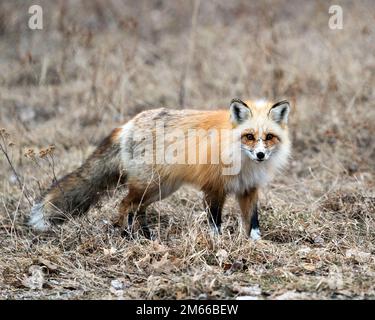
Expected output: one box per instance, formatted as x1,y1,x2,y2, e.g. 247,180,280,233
225,159,272,194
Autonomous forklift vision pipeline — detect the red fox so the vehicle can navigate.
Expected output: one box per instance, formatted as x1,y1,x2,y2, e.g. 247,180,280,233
29,99,291,240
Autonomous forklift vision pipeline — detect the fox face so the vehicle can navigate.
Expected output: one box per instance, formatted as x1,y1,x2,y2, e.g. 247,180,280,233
230,99,290,164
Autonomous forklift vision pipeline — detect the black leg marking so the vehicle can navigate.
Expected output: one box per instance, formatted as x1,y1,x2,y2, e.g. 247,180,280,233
135,211,152,239
207,200,223,233
250,203,259,231
128,212,134,228
122,211,151,239
140,224,152,239
120,212,134,238
250,203,261,240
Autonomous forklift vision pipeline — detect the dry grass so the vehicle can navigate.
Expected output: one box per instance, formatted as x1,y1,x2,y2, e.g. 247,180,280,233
0,0,374,300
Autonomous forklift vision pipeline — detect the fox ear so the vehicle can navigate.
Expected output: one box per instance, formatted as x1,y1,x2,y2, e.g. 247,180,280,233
230,99,252,125
269,100,290,125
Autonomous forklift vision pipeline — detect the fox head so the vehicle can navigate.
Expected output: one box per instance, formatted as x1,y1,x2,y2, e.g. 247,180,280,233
230,98,291,165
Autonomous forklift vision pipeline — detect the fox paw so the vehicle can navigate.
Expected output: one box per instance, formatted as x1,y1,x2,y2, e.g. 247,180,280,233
250,228,261,241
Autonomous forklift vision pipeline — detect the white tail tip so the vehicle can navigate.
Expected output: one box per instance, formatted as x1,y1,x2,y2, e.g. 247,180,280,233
29,203,51,232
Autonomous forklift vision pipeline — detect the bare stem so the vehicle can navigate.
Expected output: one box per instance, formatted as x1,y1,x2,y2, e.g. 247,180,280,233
178,0,201,108
0,139,32,207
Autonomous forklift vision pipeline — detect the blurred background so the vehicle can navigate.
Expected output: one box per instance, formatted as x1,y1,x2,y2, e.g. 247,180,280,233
1,1,374,158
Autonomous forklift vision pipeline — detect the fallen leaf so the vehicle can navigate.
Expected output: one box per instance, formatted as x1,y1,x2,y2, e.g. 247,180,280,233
103,247,117,256
274,290,313,300
225,260,244,274
152,252,176,273
233,284,262,296
37,257,58,271
151,241,169,253
313,236,325,245
135,253,151,270
297,246,312,256
176,291,186,299
345,249,371,263
109,278,131,298
236,296,260,300
22,265,45,290
302,263,316,272
216,249,228,266
197,293,208,299
326,269,344,290
111,279,124,290
223,263,232,271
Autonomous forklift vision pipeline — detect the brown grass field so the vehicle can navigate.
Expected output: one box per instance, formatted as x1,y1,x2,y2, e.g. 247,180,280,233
0,0,374,300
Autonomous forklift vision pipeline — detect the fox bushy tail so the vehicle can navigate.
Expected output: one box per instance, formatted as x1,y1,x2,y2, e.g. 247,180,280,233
29,128,124,231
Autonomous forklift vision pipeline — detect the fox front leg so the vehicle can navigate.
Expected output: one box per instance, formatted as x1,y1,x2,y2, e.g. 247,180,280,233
249,203,261,240
237,188,261,240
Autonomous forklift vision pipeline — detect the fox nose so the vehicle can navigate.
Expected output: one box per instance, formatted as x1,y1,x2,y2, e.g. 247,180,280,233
256,152,265,160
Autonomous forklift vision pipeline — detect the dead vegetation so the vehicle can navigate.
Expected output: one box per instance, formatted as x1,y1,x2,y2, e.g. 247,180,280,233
0,0,374,299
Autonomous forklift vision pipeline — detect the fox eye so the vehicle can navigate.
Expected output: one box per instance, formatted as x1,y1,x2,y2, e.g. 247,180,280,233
246,134,255,141
266,134,274,140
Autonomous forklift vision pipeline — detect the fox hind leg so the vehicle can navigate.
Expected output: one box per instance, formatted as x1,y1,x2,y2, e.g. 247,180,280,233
203,191,226,234
125,210,151,239
116,190,152,239
116,181,180,239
